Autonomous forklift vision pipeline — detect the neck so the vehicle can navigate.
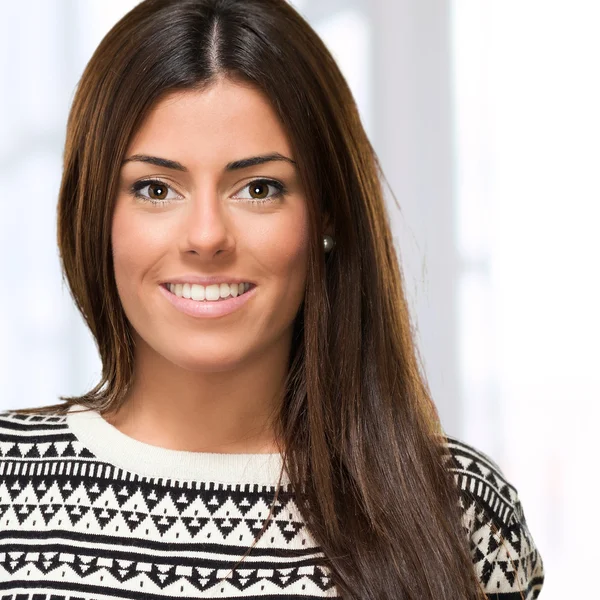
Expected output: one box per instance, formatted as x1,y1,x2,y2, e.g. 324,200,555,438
103,332,290,454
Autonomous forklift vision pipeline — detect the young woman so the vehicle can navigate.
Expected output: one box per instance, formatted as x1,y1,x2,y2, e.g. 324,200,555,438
0,1,544,598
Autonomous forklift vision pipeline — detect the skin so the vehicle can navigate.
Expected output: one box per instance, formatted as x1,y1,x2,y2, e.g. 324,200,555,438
105,78,329,454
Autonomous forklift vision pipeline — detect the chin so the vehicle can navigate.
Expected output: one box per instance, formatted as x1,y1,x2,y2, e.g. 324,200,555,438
164,348,250,373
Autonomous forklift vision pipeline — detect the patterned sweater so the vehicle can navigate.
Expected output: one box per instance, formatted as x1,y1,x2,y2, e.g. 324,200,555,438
0,404,544,599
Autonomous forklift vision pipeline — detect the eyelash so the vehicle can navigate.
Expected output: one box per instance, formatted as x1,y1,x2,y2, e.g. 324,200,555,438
130,177,288,206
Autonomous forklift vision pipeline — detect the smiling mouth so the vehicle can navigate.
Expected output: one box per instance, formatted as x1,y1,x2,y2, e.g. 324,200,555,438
163,282,255,302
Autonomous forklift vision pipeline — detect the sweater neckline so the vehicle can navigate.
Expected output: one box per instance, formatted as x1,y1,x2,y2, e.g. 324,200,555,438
66,403,288,486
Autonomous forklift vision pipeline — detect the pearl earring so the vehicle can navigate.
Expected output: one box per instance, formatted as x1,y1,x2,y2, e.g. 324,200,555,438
323,234,335,253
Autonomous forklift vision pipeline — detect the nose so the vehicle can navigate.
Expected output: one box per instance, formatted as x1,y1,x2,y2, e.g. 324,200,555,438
179,188,234,258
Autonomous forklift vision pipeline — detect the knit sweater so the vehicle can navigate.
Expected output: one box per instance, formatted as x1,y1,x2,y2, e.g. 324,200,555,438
0,404,544,599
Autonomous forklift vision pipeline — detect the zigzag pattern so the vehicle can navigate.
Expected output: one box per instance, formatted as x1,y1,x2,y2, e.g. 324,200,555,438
0,410,543,599
445,438,544,599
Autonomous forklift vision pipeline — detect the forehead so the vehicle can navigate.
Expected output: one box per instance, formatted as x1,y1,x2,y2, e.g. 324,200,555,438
127,80,294,168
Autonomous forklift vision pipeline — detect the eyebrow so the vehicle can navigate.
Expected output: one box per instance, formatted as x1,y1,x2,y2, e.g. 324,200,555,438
121,152,297,172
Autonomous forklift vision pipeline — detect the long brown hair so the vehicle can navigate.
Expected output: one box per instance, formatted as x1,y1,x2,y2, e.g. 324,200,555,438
16,1,486,597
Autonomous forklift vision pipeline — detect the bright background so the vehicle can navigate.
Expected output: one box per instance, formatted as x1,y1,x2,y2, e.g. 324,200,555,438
2,1,597,597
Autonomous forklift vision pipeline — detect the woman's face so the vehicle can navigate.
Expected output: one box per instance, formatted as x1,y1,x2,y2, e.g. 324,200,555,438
112,79,310,372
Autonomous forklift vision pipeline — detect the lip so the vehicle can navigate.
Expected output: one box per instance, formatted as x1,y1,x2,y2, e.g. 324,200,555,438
158,283,256,318
160,275,255,286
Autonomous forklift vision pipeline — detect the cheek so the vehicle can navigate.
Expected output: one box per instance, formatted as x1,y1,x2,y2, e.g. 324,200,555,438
258,218,310,317
111,208,138,283
111,204,165,288
256,212,310,280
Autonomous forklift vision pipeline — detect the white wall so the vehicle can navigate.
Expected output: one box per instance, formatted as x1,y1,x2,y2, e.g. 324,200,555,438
451,2,599,595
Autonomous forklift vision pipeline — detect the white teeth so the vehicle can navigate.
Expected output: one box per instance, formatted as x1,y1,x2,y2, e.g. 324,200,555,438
219,283,230,299
206,284,220,301
167,282,251,302
191,284,205,301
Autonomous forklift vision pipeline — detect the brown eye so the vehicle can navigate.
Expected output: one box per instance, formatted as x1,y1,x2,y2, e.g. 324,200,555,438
148,183,168,200
232,178,286,204
249,181,269,199
131,179,181,204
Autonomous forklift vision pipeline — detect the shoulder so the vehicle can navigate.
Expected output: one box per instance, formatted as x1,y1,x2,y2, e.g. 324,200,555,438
0,407,73,455
443,435,518,523
441,435,545,599
0,407,69,427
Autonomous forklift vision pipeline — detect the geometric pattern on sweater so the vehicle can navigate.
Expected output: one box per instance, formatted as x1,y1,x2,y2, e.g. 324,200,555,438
1,407,327,600
444,438,544,600
0,408,544,599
